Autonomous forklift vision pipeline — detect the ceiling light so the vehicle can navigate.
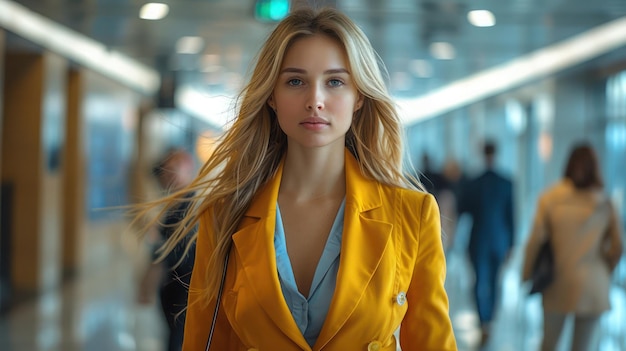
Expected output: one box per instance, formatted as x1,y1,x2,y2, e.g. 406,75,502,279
468,10,496,27
139,3,169,20
429,42,456,60
176,36,205,54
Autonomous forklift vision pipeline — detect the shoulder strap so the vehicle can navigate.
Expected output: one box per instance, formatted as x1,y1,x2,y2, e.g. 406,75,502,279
205,244,231,351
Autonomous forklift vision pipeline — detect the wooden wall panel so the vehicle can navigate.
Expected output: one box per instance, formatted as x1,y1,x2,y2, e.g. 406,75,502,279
2,53,44,293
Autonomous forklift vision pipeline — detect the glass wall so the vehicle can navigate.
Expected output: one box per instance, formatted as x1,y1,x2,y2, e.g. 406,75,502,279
601,69,626,351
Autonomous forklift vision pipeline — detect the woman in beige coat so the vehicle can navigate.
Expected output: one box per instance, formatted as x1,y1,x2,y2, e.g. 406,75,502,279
522,143,623,351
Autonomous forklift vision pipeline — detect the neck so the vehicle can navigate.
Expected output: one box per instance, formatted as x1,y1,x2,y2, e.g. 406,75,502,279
280,147,346,201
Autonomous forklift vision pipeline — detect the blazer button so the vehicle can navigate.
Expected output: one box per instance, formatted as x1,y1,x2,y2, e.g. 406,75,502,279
396,292,407,306
367,341,382,351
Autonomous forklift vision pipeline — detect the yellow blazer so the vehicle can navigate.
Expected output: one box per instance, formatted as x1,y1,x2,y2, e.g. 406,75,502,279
183,150,457,351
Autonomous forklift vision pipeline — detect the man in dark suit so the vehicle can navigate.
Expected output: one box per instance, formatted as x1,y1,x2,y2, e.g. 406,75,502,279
458,140,514,347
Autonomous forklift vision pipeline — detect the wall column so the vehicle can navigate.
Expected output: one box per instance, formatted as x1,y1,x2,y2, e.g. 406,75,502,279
0,29,4,139
2,52,45,296
0,28,7,311
61,68,85,278
1,51,66,299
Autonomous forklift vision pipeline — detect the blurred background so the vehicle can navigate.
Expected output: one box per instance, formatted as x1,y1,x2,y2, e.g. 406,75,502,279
0,0,625,350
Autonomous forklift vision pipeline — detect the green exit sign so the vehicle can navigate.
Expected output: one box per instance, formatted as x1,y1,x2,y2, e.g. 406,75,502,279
255,0,290,22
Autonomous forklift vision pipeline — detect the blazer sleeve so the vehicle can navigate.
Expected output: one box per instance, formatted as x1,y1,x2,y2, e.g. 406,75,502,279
182,210,241,351
400,193,457,350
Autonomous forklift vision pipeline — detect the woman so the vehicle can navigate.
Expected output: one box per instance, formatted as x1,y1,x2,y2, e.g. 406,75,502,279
522,143,623,351
140,7,457,351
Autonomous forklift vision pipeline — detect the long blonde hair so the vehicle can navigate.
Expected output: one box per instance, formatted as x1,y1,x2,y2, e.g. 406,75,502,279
134,7,419,304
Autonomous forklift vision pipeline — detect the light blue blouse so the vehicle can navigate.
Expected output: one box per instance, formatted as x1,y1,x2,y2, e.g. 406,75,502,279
274,199,345,347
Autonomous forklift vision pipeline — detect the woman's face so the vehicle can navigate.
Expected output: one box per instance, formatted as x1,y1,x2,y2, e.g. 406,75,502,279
269,34,363,150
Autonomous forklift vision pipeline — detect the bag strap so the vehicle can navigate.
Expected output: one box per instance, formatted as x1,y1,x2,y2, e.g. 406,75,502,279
205,245,231,351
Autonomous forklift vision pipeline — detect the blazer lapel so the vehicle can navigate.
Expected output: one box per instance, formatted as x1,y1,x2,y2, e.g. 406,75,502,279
230,163,310,349
229,150,393,350
314,150,393,350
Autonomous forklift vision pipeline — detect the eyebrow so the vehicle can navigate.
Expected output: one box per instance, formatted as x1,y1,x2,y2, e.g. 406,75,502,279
279,67,350,75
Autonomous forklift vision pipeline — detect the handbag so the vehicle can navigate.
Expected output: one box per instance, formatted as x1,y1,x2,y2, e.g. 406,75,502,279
529,237,554,294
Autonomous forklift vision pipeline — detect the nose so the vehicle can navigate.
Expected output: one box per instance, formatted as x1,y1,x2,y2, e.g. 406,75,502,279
306,85,325,111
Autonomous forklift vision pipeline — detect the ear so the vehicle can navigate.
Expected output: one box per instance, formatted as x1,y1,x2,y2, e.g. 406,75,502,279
267,95,276,110
354,94,364,111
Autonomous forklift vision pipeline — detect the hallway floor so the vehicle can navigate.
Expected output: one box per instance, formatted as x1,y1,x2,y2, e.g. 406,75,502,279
0,220,624,351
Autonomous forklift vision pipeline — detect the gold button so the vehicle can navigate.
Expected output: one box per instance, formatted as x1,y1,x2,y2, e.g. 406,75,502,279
367,341,382,351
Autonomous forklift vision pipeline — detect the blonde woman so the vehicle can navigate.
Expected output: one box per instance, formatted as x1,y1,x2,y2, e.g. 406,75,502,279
138,7,457,351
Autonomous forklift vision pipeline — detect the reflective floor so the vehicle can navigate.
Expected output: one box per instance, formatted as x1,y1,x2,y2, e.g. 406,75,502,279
0,221,168,351
0,219,625,351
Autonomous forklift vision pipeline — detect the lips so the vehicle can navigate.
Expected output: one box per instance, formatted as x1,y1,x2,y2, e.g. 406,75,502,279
299,116,330,131
300,116,329,125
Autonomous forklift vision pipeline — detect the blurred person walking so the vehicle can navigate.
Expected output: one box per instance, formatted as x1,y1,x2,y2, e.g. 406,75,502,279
419,152,449,196
419,153,458,250
457,140,515,346
439,158,467,251
137,148,197,351
522,142,623,351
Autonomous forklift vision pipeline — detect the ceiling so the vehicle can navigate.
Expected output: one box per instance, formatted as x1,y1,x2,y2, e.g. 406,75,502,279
5,0,626,120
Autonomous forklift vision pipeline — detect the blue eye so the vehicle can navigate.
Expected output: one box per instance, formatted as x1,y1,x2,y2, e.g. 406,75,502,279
328,79,344,87
287,78,303,86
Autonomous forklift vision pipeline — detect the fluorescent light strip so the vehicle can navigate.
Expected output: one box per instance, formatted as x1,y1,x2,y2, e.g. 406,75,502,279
177,87,233,128
397,15,626,125
0,0,160,94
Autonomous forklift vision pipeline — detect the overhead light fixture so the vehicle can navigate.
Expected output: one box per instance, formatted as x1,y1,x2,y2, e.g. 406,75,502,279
429,42,456,60
176,36,205,54
468,10,496,27
140,3,169,20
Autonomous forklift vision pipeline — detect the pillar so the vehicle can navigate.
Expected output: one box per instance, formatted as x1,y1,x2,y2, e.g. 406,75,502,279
61,68,84,278
1,51,66,297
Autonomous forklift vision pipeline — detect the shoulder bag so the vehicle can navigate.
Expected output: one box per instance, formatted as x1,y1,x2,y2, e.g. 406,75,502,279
529,238,554,294
529,211,554,295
